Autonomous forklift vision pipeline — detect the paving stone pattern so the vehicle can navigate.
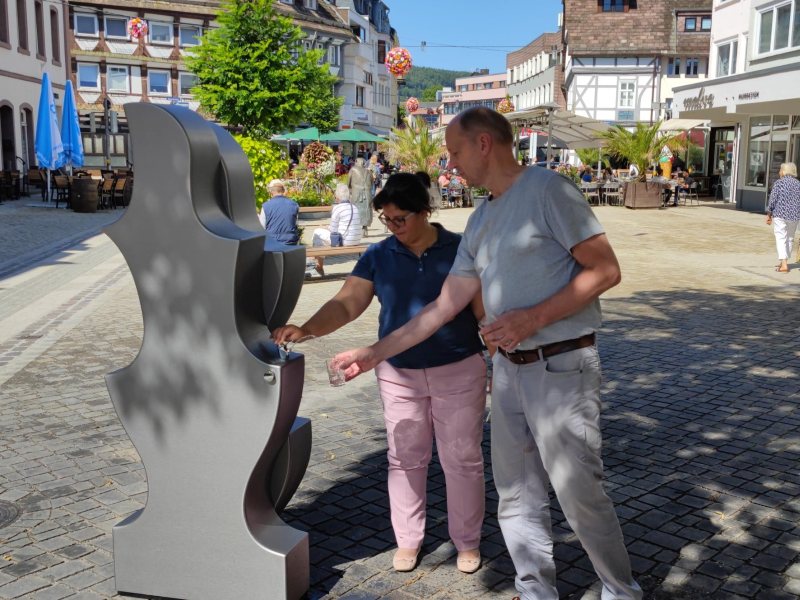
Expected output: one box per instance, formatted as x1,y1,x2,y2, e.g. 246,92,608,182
1,202,800,599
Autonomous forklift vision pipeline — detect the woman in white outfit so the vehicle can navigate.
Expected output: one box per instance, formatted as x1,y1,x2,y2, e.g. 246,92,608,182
766,162,800,273
311,183,362,276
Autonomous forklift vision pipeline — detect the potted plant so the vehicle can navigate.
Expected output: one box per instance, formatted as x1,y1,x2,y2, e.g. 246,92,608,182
599,121,681,209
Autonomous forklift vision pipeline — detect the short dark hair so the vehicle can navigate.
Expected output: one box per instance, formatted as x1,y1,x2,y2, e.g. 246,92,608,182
372,172,432,213
414,171,432,188
453,106,513,146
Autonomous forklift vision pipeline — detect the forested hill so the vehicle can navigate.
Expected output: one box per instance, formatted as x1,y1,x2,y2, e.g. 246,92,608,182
398,66,472,101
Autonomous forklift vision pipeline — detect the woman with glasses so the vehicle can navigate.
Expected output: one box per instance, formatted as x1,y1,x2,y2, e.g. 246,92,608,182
273,173,488,575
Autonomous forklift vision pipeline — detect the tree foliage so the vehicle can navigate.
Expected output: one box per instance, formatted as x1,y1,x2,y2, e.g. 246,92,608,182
233,134,289,209
185,0,341,137
381,117,443,174
398,66,471,102
576,147,610,170
600,121,681,181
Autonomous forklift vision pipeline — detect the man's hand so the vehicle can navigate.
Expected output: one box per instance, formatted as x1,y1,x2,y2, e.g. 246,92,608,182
272,325,307,345
333,346,380,381
480,308,539,352
766,215,772,225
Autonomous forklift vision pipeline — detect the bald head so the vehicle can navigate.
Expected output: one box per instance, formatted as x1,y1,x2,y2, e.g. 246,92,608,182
449,106,514,146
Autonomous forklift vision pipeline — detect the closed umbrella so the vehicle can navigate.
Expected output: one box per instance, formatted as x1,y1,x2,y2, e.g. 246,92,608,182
60,80,84,173
34,72,64,202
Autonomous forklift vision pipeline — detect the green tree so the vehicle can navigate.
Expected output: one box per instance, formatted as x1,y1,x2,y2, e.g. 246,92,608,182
575,148,610,170
381,117,443,174
232,135,288,209
599,121,681,181
420,85,439,102
185,0,341,137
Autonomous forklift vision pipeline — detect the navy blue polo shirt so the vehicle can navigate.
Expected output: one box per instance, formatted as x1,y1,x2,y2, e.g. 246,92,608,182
262,195,299,245
351,224,483,369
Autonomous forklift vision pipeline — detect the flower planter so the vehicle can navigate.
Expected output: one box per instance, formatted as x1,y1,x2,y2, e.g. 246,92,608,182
623,181,664,209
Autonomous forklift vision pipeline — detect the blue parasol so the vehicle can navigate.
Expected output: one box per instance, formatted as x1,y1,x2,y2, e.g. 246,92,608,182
60,80,84,172
34,72,65,202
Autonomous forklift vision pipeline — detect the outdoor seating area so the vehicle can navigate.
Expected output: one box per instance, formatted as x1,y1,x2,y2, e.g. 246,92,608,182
2,168,133,211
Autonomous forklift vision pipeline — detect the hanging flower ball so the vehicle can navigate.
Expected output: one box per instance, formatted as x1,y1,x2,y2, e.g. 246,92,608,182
497,97,515,114
385,47,413,78
128,18,148,40
405,97,420,113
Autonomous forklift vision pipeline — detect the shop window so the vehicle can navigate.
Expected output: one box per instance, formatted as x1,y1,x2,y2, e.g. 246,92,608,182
746,116,771,187
716,41,737,76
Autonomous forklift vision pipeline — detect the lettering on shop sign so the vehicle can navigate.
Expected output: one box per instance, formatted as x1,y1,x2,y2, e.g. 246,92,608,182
683,87,715,111
738,91,760,101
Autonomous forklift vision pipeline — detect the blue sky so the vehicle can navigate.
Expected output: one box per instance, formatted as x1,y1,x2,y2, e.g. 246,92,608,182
387,0,563,73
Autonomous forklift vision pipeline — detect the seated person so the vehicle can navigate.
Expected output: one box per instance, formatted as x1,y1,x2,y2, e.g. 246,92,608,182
437,170,451,190
581,167,593,183
259,179,300,244
310,183,362,276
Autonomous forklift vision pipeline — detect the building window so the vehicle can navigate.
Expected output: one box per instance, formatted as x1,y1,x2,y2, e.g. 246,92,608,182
107,65,129,92
49,8,59,63
327,43,340,65
104,16,128,39
363,70,373,85
356,85,364,107
602,0,625,11
377,40,386,64
351,25,366,42
148,69,171,95
685,57,699,76
758,2,796,54
33,0,43,57
685,17,696,30
700,16,712,30
148,21,173,45
618,80,635,107
74,12,98,37
303,0,317,8
179,72,198,96
0,0,8,46
77,63,100,90
716,40,737,76
179,25,200,46
16,0,27,50
667,57,681,76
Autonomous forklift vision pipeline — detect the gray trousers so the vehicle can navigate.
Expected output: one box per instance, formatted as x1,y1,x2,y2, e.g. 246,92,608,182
491,345,642,600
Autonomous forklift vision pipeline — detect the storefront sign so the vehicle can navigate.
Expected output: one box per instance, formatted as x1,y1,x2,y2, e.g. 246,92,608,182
738,91,760,101
683,87,715,111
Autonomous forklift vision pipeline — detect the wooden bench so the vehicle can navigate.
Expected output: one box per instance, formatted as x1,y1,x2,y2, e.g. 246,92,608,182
298,205,332,213
304,243,369,259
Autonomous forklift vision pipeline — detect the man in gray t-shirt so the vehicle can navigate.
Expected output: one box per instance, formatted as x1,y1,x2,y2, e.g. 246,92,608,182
335,107,642,600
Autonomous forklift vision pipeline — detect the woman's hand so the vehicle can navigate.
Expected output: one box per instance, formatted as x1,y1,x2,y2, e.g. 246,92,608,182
333,347,380,381
272,324,307,345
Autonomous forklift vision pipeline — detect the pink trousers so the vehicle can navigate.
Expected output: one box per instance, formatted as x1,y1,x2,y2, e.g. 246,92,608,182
375,353,486,551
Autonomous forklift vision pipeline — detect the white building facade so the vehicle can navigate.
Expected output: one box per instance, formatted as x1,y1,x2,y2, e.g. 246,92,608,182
674,0,800,211
0,0,69,172
332,0,397,136
506,31,564,113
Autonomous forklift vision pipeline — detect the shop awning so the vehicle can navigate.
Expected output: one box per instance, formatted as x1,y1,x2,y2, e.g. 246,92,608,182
658,118,707,131
504,106,610,149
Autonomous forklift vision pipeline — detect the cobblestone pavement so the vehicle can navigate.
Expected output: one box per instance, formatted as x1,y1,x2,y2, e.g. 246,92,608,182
1,200,800,599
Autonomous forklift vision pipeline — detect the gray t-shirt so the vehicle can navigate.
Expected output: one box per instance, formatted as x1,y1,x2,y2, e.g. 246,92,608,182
450,166,605,349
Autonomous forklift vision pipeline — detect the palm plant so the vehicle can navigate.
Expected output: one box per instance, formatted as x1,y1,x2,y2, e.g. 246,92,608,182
381,117,443,174
599,121,681,181
575,147,610,171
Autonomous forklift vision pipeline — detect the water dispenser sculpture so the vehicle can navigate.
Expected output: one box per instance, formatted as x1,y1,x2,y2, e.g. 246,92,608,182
104,103,310,600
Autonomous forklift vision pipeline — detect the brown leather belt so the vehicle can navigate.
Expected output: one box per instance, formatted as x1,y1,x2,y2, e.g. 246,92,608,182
498,333,596,365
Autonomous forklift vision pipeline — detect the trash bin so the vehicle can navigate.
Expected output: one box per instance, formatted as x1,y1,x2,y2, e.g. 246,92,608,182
71,177,99,213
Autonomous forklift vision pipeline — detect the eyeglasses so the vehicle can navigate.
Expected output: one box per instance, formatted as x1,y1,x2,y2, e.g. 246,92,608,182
378,212,415,228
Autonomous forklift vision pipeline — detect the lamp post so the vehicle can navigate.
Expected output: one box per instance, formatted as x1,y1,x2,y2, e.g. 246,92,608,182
103,97,112,169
